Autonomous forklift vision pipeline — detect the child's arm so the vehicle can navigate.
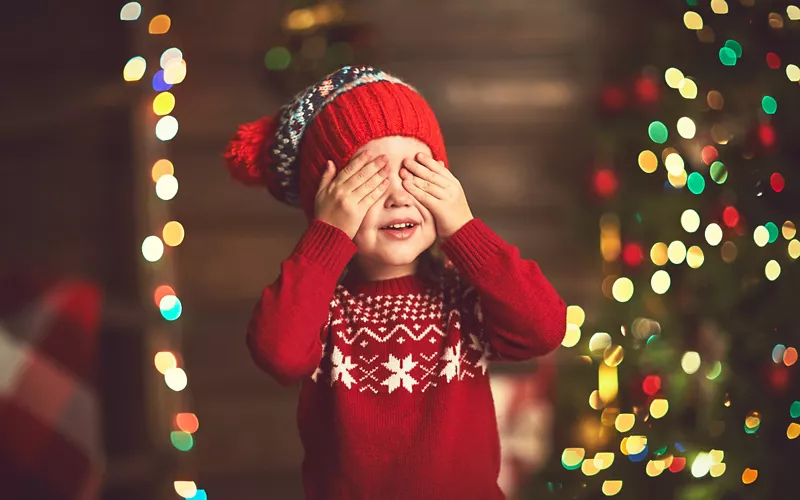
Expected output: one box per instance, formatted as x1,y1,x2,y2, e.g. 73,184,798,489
247,219,356,386
440,219,566,361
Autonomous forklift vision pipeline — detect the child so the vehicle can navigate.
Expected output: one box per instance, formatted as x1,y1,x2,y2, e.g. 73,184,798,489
224,66,566,499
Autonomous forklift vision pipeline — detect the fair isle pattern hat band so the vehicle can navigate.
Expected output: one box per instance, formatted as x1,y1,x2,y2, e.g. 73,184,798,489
268,66,414,207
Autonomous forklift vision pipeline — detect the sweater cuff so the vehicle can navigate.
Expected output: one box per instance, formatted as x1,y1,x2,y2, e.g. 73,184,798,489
293,219,358,273
440,218,504,276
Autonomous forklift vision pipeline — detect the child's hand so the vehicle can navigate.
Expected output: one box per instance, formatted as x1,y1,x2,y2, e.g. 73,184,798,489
315,152,390,239
400,152,474,238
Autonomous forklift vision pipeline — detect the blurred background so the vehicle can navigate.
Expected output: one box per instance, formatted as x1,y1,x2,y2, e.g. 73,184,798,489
1,0,799,499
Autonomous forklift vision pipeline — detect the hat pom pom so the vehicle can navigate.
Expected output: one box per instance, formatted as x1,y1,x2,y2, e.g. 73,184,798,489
223,116,277,187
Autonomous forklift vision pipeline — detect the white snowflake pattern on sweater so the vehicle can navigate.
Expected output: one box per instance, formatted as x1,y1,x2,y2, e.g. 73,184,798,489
311,274,491,394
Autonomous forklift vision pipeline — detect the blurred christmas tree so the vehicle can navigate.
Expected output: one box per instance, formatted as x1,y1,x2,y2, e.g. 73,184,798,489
261,0,375,97
530,1,800,499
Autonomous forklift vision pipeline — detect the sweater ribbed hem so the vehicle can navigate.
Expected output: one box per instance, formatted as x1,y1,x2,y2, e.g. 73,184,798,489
294,219,357,273
440,219,504,277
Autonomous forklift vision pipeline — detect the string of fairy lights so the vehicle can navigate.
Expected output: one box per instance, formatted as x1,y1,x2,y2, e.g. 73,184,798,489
121,2,205,499
558,3,800,496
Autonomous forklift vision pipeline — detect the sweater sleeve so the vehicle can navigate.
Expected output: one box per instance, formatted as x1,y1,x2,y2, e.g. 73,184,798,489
440,218,566,360
246,219,357,386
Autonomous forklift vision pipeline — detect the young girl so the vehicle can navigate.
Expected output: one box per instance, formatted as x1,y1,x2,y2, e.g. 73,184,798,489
224,66,566,499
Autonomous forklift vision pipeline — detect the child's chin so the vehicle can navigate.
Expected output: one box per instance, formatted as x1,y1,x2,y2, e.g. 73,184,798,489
379,248,423,267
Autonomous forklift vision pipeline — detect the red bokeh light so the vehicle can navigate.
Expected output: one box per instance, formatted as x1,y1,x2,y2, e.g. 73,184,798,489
770,172,785,193
766,52,781,69
634,75,659,104
642,375,661,396
622,242,644,267
701,145,718,165
594,169,618,198
722,206,740,228
602,86,626,111
759,124,776,147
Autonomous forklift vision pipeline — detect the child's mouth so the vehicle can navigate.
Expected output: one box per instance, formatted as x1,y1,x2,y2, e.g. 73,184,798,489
379,223,418,240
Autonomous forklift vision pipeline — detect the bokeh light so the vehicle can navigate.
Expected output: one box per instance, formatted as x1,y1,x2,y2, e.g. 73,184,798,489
787,64,800,82
177,413,200,433
265,46,292,70
765,260,781,281
159,295,183,321
155,351,177,374
679,78,698,98
684,11,703,29
171,431,194,451
163,221,185,246
687,172,705,194
612,277,634,302
668,241,687,264
164,59,187,85
562,324,581,348
149,14,171,34
707,90,724,109
152,159,174,182
705,223,723,246
156,174,179,200
123,56,147,82
650,399,669,418
681,209,701,233
651,242,669,266
789,239,800,259
677,117,696,139
783,221,797,239
156,116,179,141
153,92,176,115
753,226,770,247
174,481,197,498
154,285,176,306
120,2,142,21
165,367,188,391
651,270,671,294
638,150,658,173
648,122,668,143
681,351,701,374
686,246,704,268
742,468,758,484
161,48,183,68
142,235,165,262
762,96,778,114
710,161,728,183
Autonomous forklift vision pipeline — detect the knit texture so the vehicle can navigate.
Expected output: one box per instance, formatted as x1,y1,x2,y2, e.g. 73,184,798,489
223,66,448,220
246,219,567,499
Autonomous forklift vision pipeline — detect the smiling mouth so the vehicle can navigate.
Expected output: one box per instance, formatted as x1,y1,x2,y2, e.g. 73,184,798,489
380,222,418,231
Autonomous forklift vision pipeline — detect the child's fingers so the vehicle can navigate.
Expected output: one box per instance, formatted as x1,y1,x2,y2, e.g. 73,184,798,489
336,150,375,184
353,164,390,201
341,155,387,191
316,161,336,192
410,175,447,200
359,176,390,205
402,158,448,188
402,178,436,206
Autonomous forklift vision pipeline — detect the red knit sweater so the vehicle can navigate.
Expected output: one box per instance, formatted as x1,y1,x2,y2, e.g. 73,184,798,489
246,218,566,499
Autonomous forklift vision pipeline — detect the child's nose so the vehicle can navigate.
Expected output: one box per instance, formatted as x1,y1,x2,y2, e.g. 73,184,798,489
384,171,413,207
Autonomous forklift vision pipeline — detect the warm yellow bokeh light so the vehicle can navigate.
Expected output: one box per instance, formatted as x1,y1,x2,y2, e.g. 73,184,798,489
789,239,800,259
710,463,727,477
164,59,187,85
650,399,669,418
142,235,164,262
681,209,701,233
156,174,179,200
163,221,185,247
651,242,669,266
594,452,615,470
612,277,634,302
787,64,800,82
782,221,796,239
152,159,175,182
123,56,147,82
638,150,658,173
787,422,800,439
562,448,585,468
753,226,770,247
589,332,612,354
646,459,666,477
705,223,723,246
682,351,701,374
567,305,586,327
665,68,684,88
174,481,197,498
711,0,729,14
562,323,581,348
684,11,703,29
160,47,183,69
615,413,635,432
789,6,800,20
668,241,687,264
692,452,711,478
625,436,647,455
765,260,781,281
153,92,176,116
149,14,172,34
679,78,698,99
651,270,671,294
686,246,704,268
668,169,688,188
581,458,600,476
165,367,188,391
665,153,685,175
154,351,177,374
602,480,623,496
677,117,696,139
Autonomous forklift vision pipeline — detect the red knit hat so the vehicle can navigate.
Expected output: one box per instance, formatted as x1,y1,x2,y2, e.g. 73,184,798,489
223,66,448,220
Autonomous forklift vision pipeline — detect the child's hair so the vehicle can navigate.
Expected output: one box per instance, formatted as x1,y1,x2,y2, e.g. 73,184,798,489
223,66,450,221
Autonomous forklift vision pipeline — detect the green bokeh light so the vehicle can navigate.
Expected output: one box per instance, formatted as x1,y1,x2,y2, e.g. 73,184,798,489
265,46,291,70
687,172,706,194
724,39,743,58
719,47,737,66
710,161,728,184
648,121,669,144
762,96,778,114
765,222,779,243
